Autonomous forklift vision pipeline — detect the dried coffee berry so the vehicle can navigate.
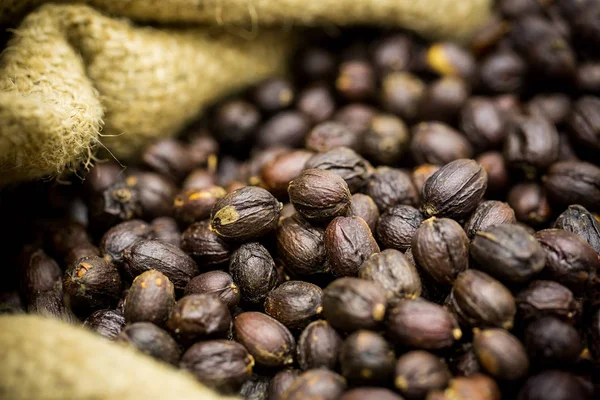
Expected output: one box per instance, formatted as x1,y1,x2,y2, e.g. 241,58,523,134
358,249,421,300
27,279,78,324
464,201,516,239
212,100,260,146
433,374,501,400
210,186,281,242
517,370,592,400
516,280,579,322
125,172,177,220
305,147,373,193
479,49,527,93
184,271,240,310
336,61,376,101
421,159,488,220
124,270,175,326
554,205,600,254
372,34,412,74
233,312,295,367
473,329,529,381
425,42,476,81
123,239,198,290
247,147,290,184
144,219,177,249
117,322,181,365
387,298,461,350
504,116,559,173
142,138,194,182
264,281,323,330
334,103,376,135
20,249,61,299
100,220,154,265
239,374,270,400
83,309,125,340
394,351,451,399
380,72,426,122
297,84,336,123
252,78,294,113
543,161,600,212
588,307,600,360
471,224,545,284
412,217,469,285
365,167,418,211
349,194,380,233
451,270,516,329
511,15,576,78
411,122,473,166
322,277,387,332
524,316,582,366
256,111,310,149
339,388,404,400
453,345,481,378
297,320,342,371
63,256,122,315
376,205,423,252
339,330,395,385
166,294,231,344
187,135,219,169
49,222,91,258
535,229,600,295
421,76,470,123
325,216,380,277
576,63,600,93
527,93,572,125
362,114,410,165
261,150,314,198
476,151,509,194
180,220,231,266
180,339,254,394
229,242,278,304
182,169,216,191
507,183,552,226
305,121,361,153
84,162,122,196
282,369,346,400
289,169,352,224
269,369,301,400
173,186,227,225
276,214,327,276
89,182,141,229
460,97,507,151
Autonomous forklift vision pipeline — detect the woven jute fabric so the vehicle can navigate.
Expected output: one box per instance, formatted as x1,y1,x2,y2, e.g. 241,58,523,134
0,314,236,400
0,4,290,185
0,0,490,185
1,0,490,40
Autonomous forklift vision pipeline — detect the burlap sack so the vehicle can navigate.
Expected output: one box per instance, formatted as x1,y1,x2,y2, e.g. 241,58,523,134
0,0,490,186
0,314,236,400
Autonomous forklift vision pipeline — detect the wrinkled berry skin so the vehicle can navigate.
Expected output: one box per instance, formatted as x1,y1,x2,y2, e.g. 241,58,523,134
289,169,352,224
421,159,488,220
210,186,281,242
324,216,380,277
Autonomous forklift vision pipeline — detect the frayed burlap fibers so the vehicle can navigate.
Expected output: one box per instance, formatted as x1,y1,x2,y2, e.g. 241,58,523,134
0,0,490,186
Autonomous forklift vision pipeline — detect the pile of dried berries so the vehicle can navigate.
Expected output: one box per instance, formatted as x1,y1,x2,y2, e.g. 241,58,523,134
2,0,600,399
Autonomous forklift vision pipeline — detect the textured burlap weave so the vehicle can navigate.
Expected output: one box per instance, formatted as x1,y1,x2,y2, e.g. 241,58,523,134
0,315,236,400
